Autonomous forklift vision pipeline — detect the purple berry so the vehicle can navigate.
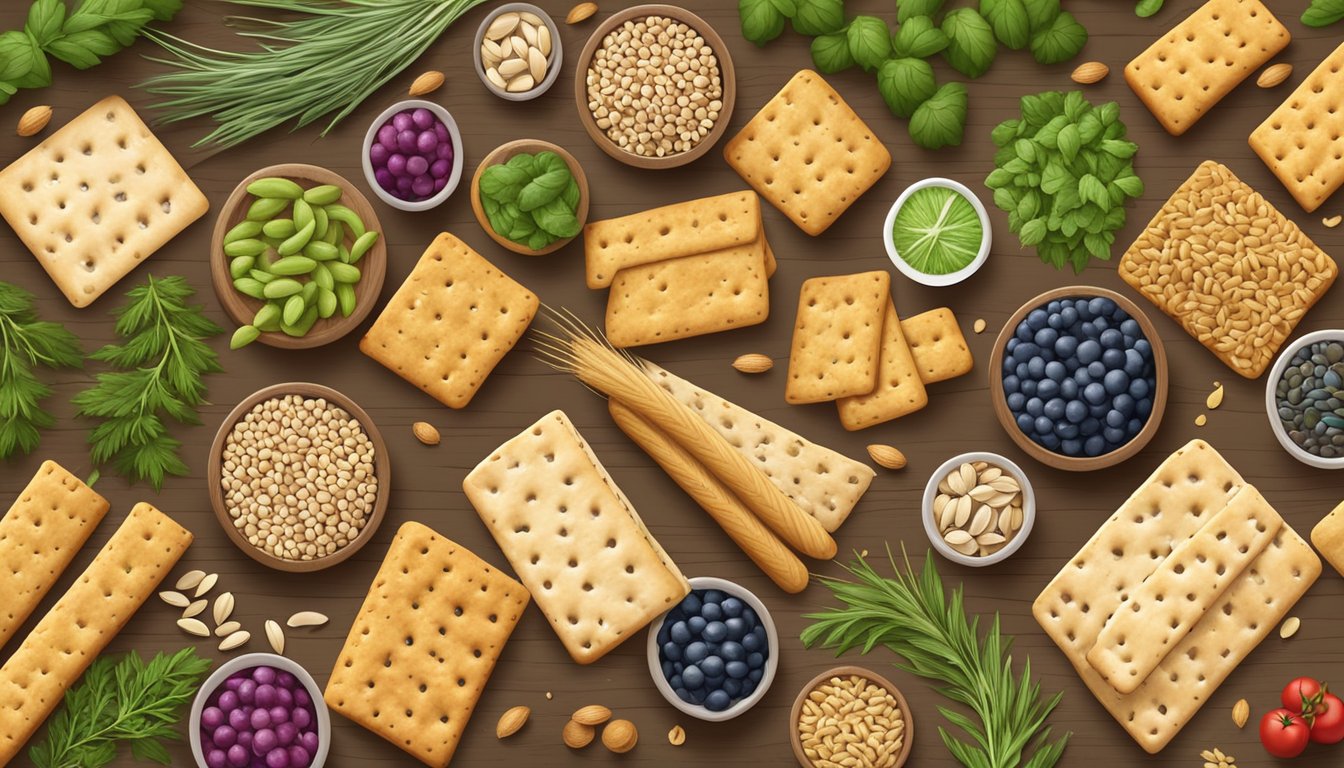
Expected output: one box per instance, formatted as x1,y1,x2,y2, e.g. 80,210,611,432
227,744,250,768
436,141,453,160
289,745,311,768
293,689,310,707
218,691,240,711
377,124,398,151
395,176,414,195
237,680,256,705
433,176,448,192
374,168,396,192
213,725,238,748
430,159,450,178
253,727,278,754
277,672,298,690
202,706,225,729
412,175,434,199
396,129,418,153
269,706,289,725
434,122,448,140
276,721,299,746
299,731,320,754
392,112,413,132
387,153,407,176
266,747,290,768
253,666,277,686
406,155,429,177
416,130,438,154
276,687,294,708
206,748,228,768
290,708,311,730
412,108,433,129
250,708,271,730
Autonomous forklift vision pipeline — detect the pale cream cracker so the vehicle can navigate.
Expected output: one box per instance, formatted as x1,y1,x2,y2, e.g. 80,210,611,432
1124,0,1289,136
836,298,929,430
724,70,891,236
785,270,889,404
0,95,208,308
1311,499,1344,580
0,502,192,766
1250,41,1344,212
324,522,528,768
360,232,539,409
463,410,689,665
901,307,973,384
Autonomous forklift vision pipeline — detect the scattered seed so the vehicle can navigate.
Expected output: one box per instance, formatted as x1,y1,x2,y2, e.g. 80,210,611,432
1201,747,1236,768
1232,698,1250,728
195,573,219,597
566,2,598,24
266,620,285,654
732,353,774,373
1195,414,1207,427
182,599,208,619
175,570,206,591
1325,215,1342,228
177,618,210,637
973,318,987,334
1280,616,1301,639
546,691,553,700
219,630,251,652
1207,382,1224,410
1257,62,1292,88
159,591,190,608
214,592,235,625
667,724,685,746
216,620,243,638
287,611,329,628
497,705,531,738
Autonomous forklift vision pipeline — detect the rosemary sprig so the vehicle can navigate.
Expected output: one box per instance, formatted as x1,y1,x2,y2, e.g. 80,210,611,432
0,281,82,459
802,547,1070,768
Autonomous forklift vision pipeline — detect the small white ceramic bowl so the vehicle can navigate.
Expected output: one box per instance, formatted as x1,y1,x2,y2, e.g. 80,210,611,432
361,99,464,212
922,451,1036,567
190,653,331,768
1265,329,1344,470
646,576,779,722
473,3,564,102
883,177,992,287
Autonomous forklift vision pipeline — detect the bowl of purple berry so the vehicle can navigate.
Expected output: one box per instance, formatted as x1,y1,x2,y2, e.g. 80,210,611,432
190,653,330,768
361,99,463,212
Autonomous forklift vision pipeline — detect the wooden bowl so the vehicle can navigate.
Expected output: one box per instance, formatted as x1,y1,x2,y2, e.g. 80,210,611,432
988,286,1169,472
207,382,390,573
468,139,590,256
789,665,913,768
573,4,736,169
209,164,387,349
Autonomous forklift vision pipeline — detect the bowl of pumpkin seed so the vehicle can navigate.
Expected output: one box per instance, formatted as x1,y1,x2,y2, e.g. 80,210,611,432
921,451,1036,567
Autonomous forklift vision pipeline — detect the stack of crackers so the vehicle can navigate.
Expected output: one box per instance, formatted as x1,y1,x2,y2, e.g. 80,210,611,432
1251,41,1344,212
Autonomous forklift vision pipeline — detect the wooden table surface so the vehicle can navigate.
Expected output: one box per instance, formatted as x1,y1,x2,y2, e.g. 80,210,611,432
3,1,1343,766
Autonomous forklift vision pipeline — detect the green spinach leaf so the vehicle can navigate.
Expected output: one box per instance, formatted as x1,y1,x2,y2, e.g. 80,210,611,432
877,57,935,119
909,82,967,149
810,31,854,73
792,0,844,35
1303,0,1344,26
1029,10,1086,64
941,8,996,78
891,15,947,58
982,0,1030,50
846,15,891,71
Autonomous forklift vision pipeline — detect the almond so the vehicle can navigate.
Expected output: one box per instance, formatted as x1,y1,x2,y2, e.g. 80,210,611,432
1258,62,1292,88
601,719,638,754
571,704,611,726
1232,698,1250,729
566,2,598,24
732,353,773,374
17,105,51,137
563,719,595,748
409,70,446,97
1070,61,1109,85
413,421,441,445
496,705,530,739
866,444,907,470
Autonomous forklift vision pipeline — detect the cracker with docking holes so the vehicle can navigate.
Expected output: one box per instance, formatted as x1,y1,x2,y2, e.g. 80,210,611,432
0,460,109,652
0,502,192,766
724,70,891,236
0,96,208,308
1250,41,1344,212
463,410,689,665
1124,0,1288,136
325,522,528,768
360,232,538,409
785,271,889,404
1310,499,1344,579
1033,439,1320,753
901,307,973,384
837,298,929,430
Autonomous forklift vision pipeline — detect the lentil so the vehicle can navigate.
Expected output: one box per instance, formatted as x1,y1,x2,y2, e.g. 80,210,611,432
1274,339,1344,458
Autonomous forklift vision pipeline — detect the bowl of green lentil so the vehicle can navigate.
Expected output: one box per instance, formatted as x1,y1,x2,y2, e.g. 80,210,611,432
1267,330,1344,469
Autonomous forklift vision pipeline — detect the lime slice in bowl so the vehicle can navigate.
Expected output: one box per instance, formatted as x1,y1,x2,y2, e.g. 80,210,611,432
890,185,983,276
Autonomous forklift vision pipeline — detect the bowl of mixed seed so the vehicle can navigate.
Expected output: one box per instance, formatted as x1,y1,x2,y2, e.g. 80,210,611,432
1267,330,1344,469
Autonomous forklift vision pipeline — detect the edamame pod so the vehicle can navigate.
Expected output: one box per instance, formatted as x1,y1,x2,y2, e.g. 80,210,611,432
224,220,263,245
323,205,366,238
283,294,307,326
293,198,314,232
246,197,290,221
281,305,320,337
248,269,277,284
302,184,342,206
277,220,316,257
246,177,304,199
312,204,329,241
224,238,267,258
270,255,318,276
335,283,357,317
327,262,361,284
262,219,297,239
317,287,338,319
322,221,344,246
229,256,255,280
303,241,339,262
230,325,261,349
348,231,379,264
262,278,304,299
253,303,282,331
312,262,334,291
233,277,266,300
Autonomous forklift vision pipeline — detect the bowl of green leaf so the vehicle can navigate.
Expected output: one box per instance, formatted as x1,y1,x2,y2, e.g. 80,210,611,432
883,177,991,287
470,139,590,255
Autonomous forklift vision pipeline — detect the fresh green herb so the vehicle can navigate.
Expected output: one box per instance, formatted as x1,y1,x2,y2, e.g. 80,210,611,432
810,30,854,73
982,0,1030,50
803,549,1070,768
1134,0,1164,17
942,8,996,78
897,0,945,23
479,151,581,251
0,282,81,459
1022,0,1061,31
791,0,845,35
141,0,488,148
891,15,948,58
877,57,936,119
891,185,983,275
29,648,211,768
986,91,1143,273
1028,11,1087,65
910,82,968,149
73,275,223,489
1303,0,1344,26
846,15,892,71
740,0,793,46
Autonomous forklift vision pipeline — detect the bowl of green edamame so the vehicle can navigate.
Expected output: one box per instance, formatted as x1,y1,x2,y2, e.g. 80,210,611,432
211,164,387,350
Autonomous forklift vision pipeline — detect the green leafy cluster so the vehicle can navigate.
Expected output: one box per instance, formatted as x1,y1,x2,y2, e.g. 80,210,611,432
30,648,211,768
1134,0,1163,17
0,282,82,460
738,0,1088,150
803,548,1070,768
985,91,1142,273
478,151,582,251
0,0,180,104
73,275,222,490
1303,0,1344,27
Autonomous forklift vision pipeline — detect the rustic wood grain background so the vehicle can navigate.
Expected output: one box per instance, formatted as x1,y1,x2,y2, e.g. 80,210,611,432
2,1,1342,766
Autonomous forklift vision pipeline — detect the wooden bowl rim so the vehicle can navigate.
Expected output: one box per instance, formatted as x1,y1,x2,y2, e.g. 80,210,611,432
468,139,591,256
787,664,914,768
209,163,388,350
572,3,736,170
987,285,1169,472
206,382,391,573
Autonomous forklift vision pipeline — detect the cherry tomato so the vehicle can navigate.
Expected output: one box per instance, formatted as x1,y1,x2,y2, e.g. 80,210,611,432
1262,708,1311,758
1283,677,1325,715
1312,693,1344,744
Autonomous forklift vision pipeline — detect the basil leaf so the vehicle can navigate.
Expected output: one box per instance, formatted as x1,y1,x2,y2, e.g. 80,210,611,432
811,31,854,73
517,168,571,212
1302,0,1344,27
533,197,582,239
1019,92,1061,128
1039,161,1071,194
505,153,538,176
982,0,1030,50
485,199,520,239
1135,0,1164,17
560,178,581,211
846,15,892,71
1021,0,1061,32
25,0,65,47
740,0,787,46
877,57,936,119
1114,174,1144,198
891,15,948,58
142,0,186,22
1056,123,1081,163
990,119,1019,147
908,82,967,149
1029,11,1087,65
1019,218,1047,246
1078,173,1108,209
534,151,569,176
792,0,845,36
897,0,945,23
527,230,556,252
479,165,529,204
506,205,537,241
942,9,996,78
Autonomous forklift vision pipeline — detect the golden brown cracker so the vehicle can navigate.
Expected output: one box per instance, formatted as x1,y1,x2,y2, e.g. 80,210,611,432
901,307,973,384
836,298,929,430
785,271,888,404
1250,41,1344,212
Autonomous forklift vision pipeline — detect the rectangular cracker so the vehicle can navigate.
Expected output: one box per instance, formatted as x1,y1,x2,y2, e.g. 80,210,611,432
1118,161,1336,378
463,410,689,664
0,461,109,652
901,307,973,384
584,191,762,288
1033,440,1321,753
1124,0,1289,136
836,299,929,430
643,363,874,532
725,70,891,236
325,522,528,768
0,502,192,765
605,240,770,348
0,96,208,308
360,232,539,409
1087,486,1282,694
785,271,888,404
1250,41,1344,212
1310,500,1344,579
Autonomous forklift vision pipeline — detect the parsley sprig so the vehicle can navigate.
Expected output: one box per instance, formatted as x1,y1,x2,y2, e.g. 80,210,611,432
0,281,82,459
73,275,222,489
803,548,1070,768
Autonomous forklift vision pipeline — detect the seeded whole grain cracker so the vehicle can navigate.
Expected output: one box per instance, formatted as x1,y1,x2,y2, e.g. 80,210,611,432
1118,161,1336,379
463,410,689,665
724,70,891,236
1250,42,1344,212
360,232,539,409
1124,0,1289,136
901,307,973,384
785,271,888,405
0,96,208,308
836,298,929,430
1310,500,1344,579
0,502,192,765
324,522,528,768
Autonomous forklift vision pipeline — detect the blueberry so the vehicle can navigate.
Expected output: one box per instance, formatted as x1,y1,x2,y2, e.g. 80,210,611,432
722,660,748,679
1104,370,1130,396
1084,382,1107,405
1137,397,1153,418
684,642,708,663
702,589,726,604
1027,309,1048,330
675,687,692,703
679,594,703,615
1084,435,1107,456
705,675,725,691
721,598,744,618
1129,378,1151,399
1021,379,1038,397
700,602,723,621
1092,316,1110,333
663,641,683,662
1027,357,1046,379
1102,348,1125,369
723,679,743,698
1124,349,1146,377
1007,392,1027,412
1065,400,1088,424
1100,329,1124,349
1044,398,1066,420
1113,393,1135,416
1120,318,1140,337
1016,322,1034,341
656,624,670,646
705,690,732,712
725,617,747,640
1104,427,1126,444
689,689,707,705
1038,379,1060,399
1026,397,1044,417
700,655,725,678
1002,375,1020,395
1047,311,1065,329
1007,337,1020,354
1088,361,1106,379
1090,297,1114,316
1038,433,1062,451
1060,306,1079,327
1045,361,1067,382
703,621,728,643
720,641,745,661
1123,335,1136,348
1035,416,1054,435
1135,339,1152,358
1060,379,1079,399
662,660,676,679
1080,417,1101,436
682,665,705,689
1089,402,1109,419
742,678,758,696
1047,300,1062,314
1014,342,1040,362
669,673,683,689
747,652,765,670
1034,327,1059,348
1073,368,1091,386
688,616,707,634
1056,422,1080,439
1077,340,1102,364
1054,336,1079,359
1105,409,1126,428
1015,362,1030,379
669,621,691,645
742,631,763,653
1062,438,1083,456
1128,418,1145,436
742,608,758,627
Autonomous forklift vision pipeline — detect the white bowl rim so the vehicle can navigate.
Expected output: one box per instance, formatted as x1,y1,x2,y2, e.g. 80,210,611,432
189,652,332,768
921,451,1037,567
1264,329,1344,470
645,576,780,722
883,177,992,287
472,3,564,102
361,99,464,212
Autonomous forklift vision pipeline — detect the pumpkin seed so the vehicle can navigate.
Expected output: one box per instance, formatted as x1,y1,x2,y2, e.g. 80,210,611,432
195,573,219,597
214,592,235,625
177,618,210,637
175,570,206,591
159,591,190,608
287,611,329,628
219,630,251,651
182,599,208,619
216,620,243,637
266,620,285,654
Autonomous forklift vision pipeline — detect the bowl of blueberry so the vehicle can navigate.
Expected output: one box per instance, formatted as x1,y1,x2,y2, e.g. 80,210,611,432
648,577,778,721
990,286,1167,471
190,653,330,768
